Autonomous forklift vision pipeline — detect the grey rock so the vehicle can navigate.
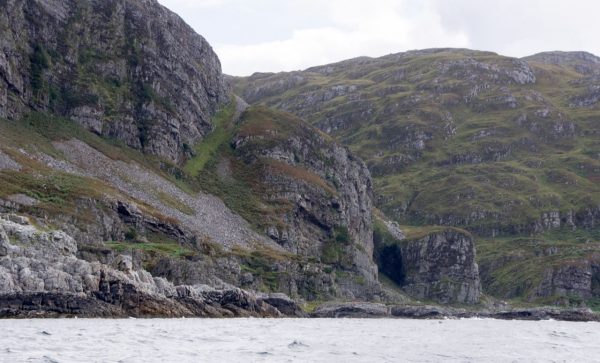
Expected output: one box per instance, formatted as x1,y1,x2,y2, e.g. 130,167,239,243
4,194,39,207
0,0,229,163
535,263,596,301
390,304,461,318
376,226,481,304
258,293,307,317
0,214,295,318
232,107,381,300
383,220,405,240
0,151,21,171
400,230,481,304
311,302,389,318
8,214,29,225
375,219,481,304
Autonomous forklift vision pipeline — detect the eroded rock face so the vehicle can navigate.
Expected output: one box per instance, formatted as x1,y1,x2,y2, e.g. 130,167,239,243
534,260,600,303
231,107,380,300
0,214,295,317
0,0,228,163
375,223,481,305
400,230,481,304
373,217,481,304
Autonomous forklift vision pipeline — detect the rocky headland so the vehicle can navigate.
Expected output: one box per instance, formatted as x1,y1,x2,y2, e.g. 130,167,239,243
0,0,598,320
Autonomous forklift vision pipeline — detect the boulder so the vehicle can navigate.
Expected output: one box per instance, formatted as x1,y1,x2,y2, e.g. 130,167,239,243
311,302,389,318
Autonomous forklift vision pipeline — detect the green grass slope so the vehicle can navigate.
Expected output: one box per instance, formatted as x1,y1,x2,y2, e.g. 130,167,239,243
233,48,600,304
233,49,600,233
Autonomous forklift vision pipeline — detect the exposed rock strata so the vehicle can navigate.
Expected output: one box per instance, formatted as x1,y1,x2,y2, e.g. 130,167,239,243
375,223,481,304
310,302,600,322
0,214,293,317
231,107,381,299
0,0,229,162
399,230,481,304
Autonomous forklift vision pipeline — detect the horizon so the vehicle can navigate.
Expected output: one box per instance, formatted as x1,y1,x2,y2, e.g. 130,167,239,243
158,0,600,76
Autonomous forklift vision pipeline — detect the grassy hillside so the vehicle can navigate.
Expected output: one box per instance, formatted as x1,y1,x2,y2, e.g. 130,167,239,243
233,49,600,232
233,48,600,304
0,94,382,299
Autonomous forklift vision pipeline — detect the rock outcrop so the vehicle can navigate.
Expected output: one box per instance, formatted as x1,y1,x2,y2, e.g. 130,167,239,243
374,221,481,304
230,106,380,300
399,230,481,304
533,259,600,303
0,0,228,163
310,301,600,321
0,213,297,317
312,302,389,318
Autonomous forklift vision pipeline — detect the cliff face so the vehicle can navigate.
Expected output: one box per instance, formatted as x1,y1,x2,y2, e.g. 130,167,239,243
232,49,599,236
374,221,481,304
4,1,595,313
398,230,481,304
230,106,380,299
0,0,385,314
0,0,228,163
0,214,292,317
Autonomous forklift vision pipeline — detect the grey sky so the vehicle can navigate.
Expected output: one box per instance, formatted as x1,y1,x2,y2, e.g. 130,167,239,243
158,0,600,76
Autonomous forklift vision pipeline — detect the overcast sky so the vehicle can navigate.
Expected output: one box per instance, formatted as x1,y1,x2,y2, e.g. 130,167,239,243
158,0,600,76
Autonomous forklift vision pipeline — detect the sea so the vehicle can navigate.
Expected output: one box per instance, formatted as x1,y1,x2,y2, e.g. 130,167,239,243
0,318,599,362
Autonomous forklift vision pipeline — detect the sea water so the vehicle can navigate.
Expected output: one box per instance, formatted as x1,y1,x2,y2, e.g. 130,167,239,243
1,318,599,362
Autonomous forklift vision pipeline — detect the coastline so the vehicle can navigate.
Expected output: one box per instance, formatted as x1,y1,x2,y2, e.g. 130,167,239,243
1,294,598,322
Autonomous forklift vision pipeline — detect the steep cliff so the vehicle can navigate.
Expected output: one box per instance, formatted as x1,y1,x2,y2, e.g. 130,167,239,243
0,0,383,315
230,106,380,299
374,220,481,304
4,0,596,313
0,105,382,308
1,0,228,163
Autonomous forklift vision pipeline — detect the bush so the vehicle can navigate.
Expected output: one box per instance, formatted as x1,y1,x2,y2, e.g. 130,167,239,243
30,44,50,92
334,226,351,244
124,228,138,241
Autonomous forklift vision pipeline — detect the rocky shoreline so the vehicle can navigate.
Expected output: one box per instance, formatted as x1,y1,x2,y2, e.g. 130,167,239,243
1,213,598,321
1,0,598,322
2,295,599,322
311,302,600,322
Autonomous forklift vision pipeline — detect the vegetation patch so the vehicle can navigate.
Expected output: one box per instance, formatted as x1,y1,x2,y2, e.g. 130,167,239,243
183,100,236,176
106,233,196,259
0,169,112,222
321,226,353,268
30,44,50,94
266,160,337,195
231,246,295,292
400,225,471,241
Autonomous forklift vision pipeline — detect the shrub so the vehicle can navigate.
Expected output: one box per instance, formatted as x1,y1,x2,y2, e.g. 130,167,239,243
30,44,50,92
124,228,138,241
334,226,351,244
